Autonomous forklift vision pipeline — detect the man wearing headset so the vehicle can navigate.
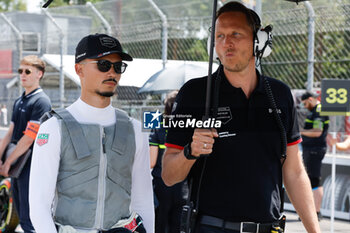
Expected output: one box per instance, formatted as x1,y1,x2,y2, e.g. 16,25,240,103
162,2,320,233
29,34,154,233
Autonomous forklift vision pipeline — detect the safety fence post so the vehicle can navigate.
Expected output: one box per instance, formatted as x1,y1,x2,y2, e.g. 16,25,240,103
42,9,65,108
86,2,112,35
147,0,168,69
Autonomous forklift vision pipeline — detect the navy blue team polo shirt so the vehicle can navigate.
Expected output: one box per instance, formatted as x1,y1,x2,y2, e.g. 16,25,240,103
165,66,301,223
11,88,51,144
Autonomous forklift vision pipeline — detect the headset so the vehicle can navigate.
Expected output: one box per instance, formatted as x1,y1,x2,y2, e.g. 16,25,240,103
250,10,273,58
207,8,273,61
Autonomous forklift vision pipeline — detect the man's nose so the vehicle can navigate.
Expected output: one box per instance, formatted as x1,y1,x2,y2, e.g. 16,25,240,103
106,68,121,80
223,36,234,47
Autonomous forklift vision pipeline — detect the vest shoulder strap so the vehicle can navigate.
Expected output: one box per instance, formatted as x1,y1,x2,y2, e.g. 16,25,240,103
40,110,55,124
112,109,133,154
52,108,91,159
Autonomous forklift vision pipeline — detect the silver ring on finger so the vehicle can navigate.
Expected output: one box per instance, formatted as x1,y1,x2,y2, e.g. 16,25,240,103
204,143,207,149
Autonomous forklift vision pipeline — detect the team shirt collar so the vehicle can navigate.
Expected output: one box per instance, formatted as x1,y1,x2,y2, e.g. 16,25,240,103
217,67,265,95
22,87,43,99
254,69,265,94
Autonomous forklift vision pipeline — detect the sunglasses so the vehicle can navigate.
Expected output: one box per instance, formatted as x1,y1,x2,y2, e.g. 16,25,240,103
81,60,128,74
18,68,32,75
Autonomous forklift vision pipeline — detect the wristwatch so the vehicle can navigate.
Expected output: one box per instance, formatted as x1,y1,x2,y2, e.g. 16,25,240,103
183,143,199,160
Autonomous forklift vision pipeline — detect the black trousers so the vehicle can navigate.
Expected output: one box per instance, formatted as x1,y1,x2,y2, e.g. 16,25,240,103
12,158,35,233
302,147,327,188
153,177,186,233
195,224,239,233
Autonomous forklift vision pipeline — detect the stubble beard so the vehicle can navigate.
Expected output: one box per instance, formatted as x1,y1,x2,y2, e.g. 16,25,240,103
222,55,253,73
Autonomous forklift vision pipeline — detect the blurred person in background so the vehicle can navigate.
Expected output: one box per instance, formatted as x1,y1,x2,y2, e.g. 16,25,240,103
301,91,330,221
329,134,350,151
1,104,8,126
0,55,51,233
149,90,187,233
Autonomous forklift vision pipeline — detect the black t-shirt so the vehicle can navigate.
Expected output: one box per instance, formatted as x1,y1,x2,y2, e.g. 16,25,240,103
165,67,301,223
149,125,167,178
301,103,329,149
11,88,51,143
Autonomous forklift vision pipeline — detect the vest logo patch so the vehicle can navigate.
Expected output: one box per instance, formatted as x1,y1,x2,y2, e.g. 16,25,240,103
36,133,49,146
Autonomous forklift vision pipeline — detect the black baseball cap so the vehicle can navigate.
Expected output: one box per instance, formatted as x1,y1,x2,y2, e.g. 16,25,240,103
301,91,319,101
75,33,133,63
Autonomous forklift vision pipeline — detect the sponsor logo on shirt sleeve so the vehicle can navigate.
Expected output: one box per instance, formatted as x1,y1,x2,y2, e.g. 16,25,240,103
36,133,49,146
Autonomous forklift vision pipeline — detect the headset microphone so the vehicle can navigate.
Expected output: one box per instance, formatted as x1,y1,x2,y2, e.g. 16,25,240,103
254,24,273,58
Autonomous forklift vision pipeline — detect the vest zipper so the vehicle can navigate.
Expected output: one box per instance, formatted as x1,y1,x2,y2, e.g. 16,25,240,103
95,126,107,230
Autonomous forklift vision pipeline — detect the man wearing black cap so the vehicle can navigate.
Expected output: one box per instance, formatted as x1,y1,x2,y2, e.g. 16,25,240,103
29,34,154,233
301,91,329,221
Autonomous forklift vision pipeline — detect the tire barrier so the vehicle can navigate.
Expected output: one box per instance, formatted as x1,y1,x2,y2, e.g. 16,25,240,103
0,178,19,233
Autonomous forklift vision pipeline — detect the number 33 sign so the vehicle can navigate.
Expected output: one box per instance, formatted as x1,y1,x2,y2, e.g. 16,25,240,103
321,79,350,116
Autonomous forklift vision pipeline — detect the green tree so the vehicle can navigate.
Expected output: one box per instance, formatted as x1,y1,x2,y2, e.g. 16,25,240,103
0,0,26,12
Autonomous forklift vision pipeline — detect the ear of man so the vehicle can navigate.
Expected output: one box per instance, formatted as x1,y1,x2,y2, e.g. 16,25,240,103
75,63,84,77
38,70,44,80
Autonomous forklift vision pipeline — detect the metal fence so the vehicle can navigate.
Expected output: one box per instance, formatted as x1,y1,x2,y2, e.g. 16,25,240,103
43,0,350,88
263,2,350,89
0,0,350,121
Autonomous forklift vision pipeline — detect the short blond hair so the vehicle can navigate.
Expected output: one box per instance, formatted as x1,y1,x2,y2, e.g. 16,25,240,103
20,55,46,78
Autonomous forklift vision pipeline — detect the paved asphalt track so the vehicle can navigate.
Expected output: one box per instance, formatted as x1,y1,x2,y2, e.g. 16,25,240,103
284,211,349,232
